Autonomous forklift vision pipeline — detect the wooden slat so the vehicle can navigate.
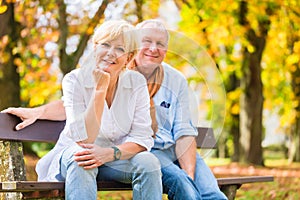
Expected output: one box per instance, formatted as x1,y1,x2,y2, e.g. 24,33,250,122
0,113,64,143
0,176,274,193
0,181,132,192
0,182,64,192
217,176,274,185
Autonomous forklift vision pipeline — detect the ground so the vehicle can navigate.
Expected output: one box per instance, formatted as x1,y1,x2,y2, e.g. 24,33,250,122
210,163,300,200
24,155,300,200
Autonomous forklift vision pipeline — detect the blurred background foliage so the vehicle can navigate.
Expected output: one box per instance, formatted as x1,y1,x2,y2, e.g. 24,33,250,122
1,0,300,166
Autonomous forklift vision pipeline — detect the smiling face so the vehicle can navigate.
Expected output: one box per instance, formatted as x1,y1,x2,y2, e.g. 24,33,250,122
94,35,129,78
135,23,168,75
91,20,137,79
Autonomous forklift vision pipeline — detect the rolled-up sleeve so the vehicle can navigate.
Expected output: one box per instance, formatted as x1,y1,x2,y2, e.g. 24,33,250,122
124,76,154,151
173,79,198,141
62,71,89,142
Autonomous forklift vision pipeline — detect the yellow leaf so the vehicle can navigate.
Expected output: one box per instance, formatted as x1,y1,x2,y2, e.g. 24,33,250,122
247,44,255,53
286,54,299,66
294,41,300,53
0,5,7,14
231,103,239,115
290,65,297,72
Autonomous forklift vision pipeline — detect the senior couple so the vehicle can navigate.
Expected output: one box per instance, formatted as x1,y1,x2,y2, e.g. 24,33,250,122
3,19,227,200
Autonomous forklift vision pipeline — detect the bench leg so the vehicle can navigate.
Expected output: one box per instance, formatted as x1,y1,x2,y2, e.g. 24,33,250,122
0,141,26,200
220,184,241,200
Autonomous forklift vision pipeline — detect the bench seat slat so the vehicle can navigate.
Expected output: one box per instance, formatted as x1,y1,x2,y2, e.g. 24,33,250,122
217,176,274,185
0,176,274,193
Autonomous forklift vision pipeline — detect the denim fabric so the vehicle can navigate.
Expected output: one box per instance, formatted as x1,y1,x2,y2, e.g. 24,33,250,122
152,147,227,200
60,145,162,200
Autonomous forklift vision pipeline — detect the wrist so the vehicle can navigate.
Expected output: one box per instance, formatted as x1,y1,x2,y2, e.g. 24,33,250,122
95,86,108,93
111,146,121,161
34,105,45,119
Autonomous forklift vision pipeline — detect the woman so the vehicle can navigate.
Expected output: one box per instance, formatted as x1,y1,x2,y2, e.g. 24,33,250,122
35,20,162,200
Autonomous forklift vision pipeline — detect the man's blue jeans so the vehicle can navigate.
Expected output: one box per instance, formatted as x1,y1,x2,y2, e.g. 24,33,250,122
59,145,162,200
152,147,228,200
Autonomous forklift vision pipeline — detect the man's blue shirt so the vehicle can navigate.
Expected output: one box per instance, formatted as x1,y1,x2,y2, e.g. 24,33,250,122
153,62,198,149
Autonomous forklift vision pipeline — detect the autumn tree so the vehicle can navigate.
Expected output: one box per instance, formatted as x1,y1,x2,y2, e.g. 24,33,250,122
285,1,300,162
238,1,270,165
0,1,20,110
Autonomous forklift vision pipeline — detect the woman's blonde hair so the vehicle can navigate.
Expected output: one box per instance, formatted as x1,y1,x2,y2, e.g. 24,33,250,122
92,20,137,57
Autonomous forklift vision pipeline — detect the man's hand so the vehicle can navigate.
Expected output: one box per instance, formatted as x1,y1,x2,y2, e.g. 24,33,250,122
176,136,197,180
1,107,40,130
74,143,114,169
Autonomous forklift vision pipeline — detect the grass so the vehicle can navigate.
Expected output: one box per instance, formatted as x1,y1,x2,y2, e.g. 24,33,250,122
207,158,300,200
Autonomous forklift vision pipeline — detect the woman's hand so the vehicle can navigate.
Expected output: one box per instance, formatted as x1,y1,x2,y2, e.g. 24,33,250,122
93,67,110,91
74,143,114,169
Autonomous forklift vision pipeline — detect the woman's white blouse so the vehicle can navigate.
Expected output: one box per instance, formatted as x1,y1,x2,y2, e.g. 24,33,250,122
36,68,153,181
63,68,154,149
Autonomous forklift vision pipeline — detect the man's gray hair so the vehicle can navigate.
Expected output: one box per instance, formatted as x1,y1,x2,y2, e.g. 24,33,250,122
136,19,170,43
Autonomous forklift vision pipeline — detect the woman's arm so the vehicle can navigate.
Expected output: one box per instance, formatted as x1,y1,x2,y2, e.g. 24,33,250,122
82,68,110,143
82,89,107,143
63,68,110,144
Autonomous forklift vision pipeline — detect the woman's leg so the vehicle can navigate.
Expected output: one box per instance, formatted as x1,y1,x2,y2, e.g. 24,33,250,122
60,145,98,200
98,151,162,200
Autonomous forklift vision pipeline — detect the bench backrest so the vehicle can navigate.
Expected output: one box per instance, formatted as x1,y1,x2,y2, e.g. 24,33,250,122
0,113,216,148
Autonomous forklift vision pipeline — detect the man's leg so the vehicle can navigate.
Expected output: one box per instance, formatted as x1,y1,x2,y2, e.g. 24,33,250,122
152,148,202,200
194,153,228,200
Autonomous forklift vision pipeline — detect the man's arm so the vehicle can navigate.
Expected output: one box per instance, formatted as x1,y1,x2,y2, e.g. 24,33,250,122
1,99,66,130
176,136,197,180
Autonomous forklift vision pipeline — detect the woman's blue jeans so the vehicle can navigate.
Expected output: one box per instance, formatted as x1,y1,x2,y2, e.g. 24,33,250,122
152,147,228,200
59,145,162,200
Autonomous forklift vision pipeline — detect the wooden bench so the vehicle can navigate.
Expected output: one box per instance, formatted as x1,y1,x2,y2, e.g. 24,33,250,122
0,113,274,200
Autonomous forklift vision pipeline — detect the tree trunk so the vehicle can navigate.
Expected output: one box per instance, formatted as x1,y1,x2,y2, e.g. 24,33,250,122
239,47,264,165
57,0,110,75
289,61,300,162
134,0,144,22
238,1,271,165
231,114,240,162
289,117,300,162
288,22,300,162
0,2,20,110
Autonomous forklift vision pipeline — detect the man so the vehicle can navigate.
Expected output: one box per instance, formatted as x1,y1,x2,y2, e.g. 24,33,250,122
2,19,227,200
